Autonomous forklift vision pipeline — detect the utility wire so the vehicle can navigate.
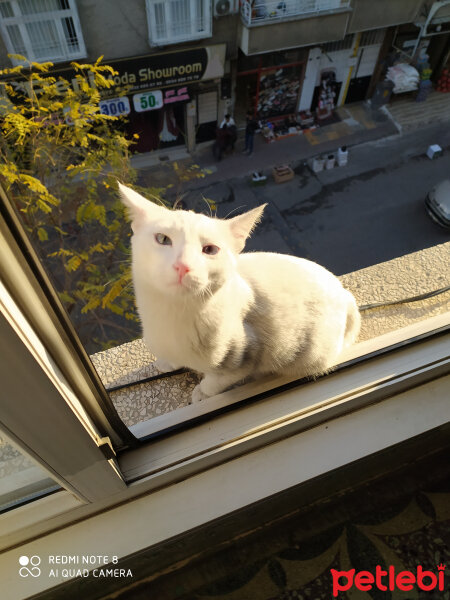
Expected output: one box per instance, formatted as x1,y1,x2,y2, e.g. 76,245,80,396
358,284,450,311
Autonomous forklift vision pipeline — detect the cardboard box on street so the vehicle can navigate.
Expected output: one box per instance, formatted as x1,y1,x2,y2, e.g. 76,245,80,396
272,165,294,183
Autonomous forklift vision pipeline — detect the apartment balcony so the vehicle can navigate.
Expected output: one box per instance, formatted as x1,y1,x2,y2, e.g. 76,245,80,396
240,0,351,27
238,0,352,54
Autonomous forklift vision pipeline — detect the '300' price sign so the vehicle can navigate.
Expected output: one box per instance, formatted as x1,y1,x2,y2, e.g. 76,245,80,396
133,91,164,113
99,97,131,116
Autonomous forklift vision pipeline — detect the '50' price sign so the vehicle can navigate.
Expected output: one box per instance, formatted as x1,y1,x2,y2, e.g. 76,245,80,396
133,91,163,113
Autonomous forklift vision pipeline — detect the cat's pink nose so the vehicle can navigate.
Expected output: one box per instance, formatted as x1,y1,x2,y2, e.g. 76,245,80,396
173,262,190,283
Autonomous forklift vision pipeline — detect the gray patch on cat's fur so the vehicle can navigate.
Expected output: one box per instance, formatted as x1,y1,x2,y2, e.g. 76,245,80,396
191,320,216,356
216,326,260,371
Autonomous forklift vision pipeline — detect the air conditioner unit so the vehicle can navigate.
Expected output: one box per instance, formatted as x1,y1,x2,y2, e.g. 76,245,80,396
214,0,238,17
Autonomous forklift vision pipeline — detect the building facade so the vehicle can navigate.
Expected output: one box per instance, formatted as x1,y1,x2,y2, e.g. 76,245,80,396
0,0,449,154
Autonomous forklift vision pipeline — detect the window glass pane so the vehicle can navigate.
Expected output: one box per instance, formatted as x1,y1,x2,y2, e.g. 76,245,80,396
25,19,62,58
153,2,166,41
0,1,14,18
149,0,210,43
197,0,204,31
61,16,79,53
5,24,27,54
17,0,63,15
0,435,59,512
170,0,190,38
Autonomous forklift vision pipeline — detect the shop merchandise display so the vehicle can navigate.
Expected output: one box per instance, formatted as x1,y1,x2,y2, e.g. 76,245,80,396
386,63,419,93
436,67,450,92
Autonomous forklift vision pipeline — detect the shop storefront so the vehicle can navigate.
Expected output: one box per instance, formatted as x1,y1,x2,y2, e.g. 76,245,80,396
298,29,387,114
235,49,307,125
389,12,450,86
49,44,226,154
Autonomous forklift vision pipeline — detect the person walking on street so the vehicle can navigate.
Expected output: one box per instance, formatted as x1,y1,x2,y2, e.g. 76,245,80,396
243,111,259,156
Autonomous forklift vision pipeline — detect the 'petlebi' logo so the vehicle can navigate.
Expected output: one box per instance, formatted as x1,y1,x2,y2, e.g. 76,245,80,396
19,555,41,578
331,564,446,596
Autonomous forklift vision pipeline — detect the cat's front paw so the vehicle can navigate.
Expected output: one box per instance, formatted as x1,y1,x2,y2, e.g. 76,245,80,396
191,383,209,403
153,358,178,373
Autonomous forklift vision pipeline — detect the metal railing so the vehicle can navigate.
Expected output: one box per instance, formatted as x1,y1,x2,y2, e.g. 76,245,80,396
240,0,351,26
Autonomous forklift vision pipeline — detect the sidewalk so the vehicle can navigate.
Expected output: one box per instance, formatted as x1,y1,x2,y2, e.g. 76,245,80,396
135,101,397,193
191,101,398,186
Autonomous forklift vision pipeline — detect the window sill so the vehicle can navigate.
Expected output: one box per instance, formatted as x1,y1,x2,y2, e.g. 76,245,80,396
149,32,213,47
119,315,449,480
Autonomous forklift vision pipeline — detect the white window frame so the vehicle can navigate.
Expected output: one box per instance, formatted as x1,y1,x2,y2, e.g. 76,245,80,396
0,0,86,64
0,180,449,596
146,0,212,46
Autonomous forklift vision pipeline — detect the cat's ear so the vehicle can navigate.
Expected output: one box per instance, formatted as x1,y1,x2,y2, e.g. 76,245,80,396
118,183,166,232
226,204,267,253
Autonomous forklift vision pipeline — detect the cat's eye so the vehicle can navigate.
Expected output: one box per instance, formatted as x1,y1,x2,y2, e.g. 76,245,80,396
155,233,172,246
202,244,220,255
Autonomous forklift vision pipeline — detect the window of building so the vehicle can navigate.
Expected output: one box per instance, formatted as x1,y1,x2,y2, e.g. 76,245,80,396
146,0,212,46
0,0,86,64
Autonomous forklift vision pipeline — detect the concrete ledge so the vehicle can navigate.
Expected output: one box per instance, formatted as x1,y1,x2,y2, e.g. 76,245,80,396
341,241,450,341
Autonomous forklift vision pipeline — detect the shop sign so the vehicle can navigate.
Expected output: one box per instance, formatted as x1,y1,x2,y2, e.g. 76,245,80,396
2,44,226,100
1,45,225,108
164,86,190,103
133,90,163,112
99,96,130,116
132,86,190,112
105,44,224,94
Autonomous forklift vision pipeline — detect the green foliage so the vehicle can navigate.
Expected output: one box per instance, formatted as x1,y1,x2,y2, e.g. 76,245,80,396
0,55,209,353
0,55,146,351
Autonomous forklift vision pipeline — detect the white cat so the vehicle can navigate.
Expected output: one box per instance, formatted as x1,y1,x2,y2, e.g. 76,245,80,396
119,183,360,403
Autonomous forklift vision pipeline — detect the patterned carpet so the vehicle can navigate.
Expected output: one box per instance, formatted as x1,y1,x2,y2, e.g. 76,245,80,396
193,492,450,600
102,444,450,600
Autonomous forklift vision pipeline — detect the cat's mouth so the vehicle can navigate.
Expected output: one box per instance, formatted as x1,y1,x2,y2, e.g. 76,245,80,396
170,274,204,294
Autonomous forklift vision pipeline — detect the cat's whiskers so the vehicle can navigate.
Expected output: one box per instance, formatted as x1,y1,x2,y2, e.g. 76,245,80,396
198,283,214,301
200,196,213,218
223,205,247,220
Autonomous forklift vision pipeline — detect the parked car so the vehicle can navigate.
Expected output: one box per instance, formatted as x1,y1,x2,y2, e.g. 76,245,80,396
425,179,450,229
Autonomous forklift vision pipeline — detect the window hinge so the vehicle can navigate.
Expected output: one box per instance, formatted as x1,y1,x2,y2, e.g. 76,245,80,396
98,436,116,460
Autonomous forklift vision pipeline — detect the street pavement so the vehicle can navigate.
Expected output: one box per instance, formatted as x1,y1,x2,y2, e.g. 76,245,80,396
135,100,450,276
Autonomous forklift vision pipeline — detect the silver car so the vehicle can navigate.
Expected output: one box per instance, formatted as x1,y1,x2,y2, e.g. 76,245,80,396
425,179,450,229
